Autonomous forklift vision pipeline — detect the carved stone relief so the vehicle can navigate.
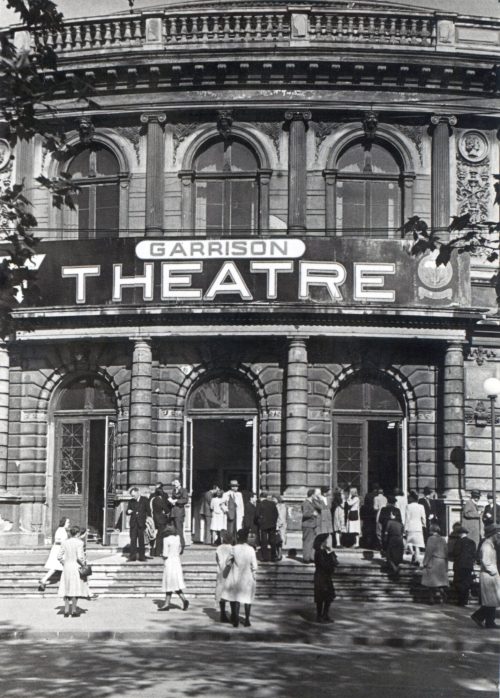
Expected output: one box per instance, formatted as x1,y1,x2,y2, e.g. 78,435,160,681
395,125,424,164
172,123,199,164
254,122,282,162
0,150,14,228
457,153,491,224
116,126,141,164
311,121,338,162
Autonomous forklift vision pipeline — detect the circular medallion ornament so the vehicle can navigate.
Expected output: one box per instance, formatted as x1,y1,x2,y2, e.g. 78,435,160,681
458,130,489,163
0,139,12,171
417,251,453,290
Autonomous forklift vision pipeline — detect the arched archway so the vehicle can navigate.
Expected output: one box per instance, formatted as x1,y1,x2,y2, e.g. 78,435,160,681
185,373,258,543
51,374,117,542
332,373,405,497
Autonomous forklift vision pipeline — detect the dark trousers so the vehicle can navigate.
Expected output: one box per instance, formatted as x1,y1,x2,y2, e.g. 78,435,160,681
302,527,316,562
172,516,185,550
130,522,145,559
472,606,497,627
454,567,473,606
260,528,277,561
153,519,166,556
201,515,212,544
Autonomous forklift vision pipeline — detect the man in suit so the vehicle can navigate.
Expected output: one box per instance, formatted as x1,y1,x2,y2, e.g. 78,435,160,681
200,485,216,545
451,525,477,606
302,488,321,563
222,479,245,543
150,483,170,556
482,493,500,528
418,486,437,541
255,491,279,562
126,487,150,561
168,479,189,551
462,490,482,547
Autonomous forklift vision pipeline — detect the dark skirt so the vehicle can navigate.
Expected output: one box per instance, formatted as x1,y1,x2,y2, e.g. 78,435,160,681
314,569,336,604
386,536,404,566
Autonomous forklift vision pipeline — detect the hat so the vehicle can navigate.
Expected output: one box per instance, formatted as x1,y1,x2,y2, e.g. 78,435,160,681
229,479,239,487
456,525,469,535
313,533,329,550
484,523,500,538
423,486,432,495
471,490,480,498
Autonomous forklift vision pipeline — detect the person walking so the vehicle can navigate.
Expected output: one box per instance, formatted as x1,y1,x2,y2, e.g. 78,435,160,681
222,480,245,544
404,491,426,565
462,490,482,548
57,525,89,618
451,526,476,607
418,486,438,541
346,487,361,548
38,517,70,591
313,533,338,623
210,487,226,545
302,489,321,563
378,495,402,553
150,485,170,557
421,523,449,604
159,524,189,612
127,487,150,562
215,530,234,623
255,491,279,562
317,486,334,546
384,513,405,579
471,523,500,630
167,479,189,551
224,528,258,627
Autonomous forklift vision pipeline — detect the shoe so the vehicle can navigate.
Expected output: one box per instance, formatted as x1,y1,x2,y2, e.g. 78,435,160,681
138,557,147,562
220,614,230,623
38,583,46,592
63,612,70,618
471,612,484,629
243,619,251,627
158,604,170,611
71,612,80,618
128,556,137,562
231,617,239,628
485,623,499,629
183,599,189,611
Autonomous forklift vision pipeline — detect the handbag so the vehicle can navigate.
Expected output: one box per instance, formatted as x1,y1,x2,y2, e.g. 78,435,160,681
79,562,92,579
348,509,359,522
222,555,234,579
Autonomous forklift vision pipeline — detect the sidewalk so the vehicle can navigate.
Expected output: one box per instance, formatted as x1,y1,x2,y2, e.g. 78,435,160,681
0,596,498,653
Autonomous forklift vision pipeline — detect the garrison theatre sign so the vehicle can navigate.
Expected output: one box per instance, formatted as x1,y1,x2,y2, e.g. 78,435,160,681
32,237,468,309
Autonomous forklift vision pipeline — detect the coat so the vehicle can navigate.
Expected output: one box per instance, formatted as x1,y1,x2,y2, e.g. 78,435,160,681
223,542,257,604
210,496,226,531
255,499,278,531
44,526,68,571
317,498,333,535
421,534,449,588
151,493,169,526
222,490,244,530
452,536,476,570
405,501,426,548
169,487,189,522
215,542,233,602
462,499,482,547
479,536,500,607
127,496,150,527
161,534,185,592
301,498,320,530
57,537,89,598
200,490,213,518
314,548,337,604
385,520,404,566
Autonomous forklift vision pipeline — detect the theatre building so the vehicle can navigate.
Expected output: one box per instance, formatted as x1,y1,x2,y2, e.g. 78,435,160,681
0,0,498,546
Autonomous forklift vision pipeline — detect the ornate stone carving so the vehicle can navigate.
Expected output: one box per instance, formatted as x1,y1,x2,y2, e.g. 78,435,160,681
458,130,489,164
0,140,12,171
254,122,282,161
172,123,199,163
395,125,423,164
78,117,94,145
0,154,14,228
284,110,312,125
363,110,378,143
312,122,338,161
467,346,496,365
216,109,233,140
456,152,490,224
116,126,141,163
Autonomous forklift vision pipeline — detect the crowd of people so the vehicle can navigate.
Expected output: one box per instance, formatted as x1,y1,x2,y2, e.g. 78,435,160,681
38,482,500,631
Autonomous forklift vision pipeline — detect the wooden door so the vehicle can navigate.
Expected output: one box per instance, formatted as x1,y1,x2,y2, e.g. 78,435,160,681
54,419,89,529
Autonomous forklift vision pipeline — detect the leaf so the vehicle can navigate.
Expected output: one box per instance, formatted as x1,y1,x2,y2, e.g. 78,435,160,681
435,245,452,266
449,213,472,231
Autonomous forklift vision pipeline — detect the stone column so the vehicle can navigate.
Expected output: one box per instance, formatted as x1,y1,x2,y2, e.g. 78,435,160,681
0,343,9,491
430,114,457,233
285,337,309,495
442,341,465,495
128,338,152,485
284,111,311,233
140,112,166,236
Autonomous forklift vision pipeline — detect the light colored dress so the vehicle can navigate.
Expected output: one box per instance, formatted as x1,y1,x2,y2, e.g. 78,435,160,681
215,543,233,602
346,496,361,535
405,501,426,548
57,537,89,598
44,526,68,571
224,543,258,604
276,502,287,546
161,534,185,592
210,496,226,532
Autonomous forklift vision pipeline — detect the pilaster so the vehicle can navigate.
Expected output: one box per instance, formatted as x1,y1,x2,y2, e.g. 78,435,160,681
129,338,152,485
140,112,167,236
284,111,311,233
285,337,309,495
430,114,457,232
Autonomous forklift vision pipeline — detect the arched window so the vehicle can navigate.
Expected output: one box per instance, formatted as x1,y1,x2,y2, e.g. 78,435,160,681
188,375,256,411
55,375,115,412
334,141,403,237
193,139,260,235
62,145,120,238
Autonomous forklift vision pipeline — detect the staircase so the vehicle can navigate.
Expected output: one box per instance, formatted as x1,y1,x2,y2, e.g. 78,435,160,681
0,548,457,602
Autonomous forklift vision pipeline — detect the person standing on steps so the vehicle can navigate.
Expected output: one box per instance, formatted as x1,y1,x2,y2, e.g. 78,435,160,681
168,479,189,552
313,533,338,623
451,525,476,607
38,517,70,591
471,523,500,630
210,487,226,545
224,528,258,627
127,487,149,562
222,479,245,544
404,491,426,565
200,485,216,545
302,489,321,563
159,523,189,612
346,487,361,548
419,486,438,542
462,490,482,548
215,530,234,623
150,484,170,557
420,523,449,604
57,525,89,618
255,490,279,562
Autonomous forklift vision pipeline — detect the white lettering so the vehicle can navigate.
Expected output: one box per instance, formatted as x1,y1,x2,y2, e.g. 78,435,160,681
112,263,154,302
62,265,100,304
204,261,253,300
161,262,203,300
250,261,294,299
299,262,346,301
353,263,396,302
135,238,305,260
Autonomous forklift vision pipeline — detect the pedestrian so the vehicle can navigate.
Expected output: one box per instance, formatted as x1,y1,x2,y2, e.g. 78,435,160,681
394,488,408,523
126,487,149,562
222,479,245,543
38,517,70,591
313,533,338,623
255,491,279,562
215,530,234,623
404,491,426,565
421,523,449,604
373,487,387,513
167,479,189,551
471,523,500,630
332,489,346,548
346,487,361,548
462,490,482,548
451,526,476,607
57,525,89,618
378,495,402,552
302,488,321,563
243,492,259,548
360,489,377,550
224,528,258,627
384,513,404,579
317,486,334,545
482,493,500,529
210,487,226,545
159,524,189,612
419,486,438,541
200,485,215,545
150,485,169,557
275,495,287,561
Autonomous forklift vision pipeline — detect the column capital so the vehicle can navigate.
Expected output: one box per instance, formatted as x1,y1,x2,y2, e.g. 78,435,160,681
430,114,457,130
131,336,152,347
140,112,167,126
284,110,312,125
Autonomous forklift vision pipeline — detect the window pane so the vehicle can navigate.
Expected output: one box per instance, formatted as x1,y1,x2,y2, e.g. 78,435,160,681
195,141,225,172
189,376,256,410
76,187,90,239
96,183,119,237
336,180,365,232
365,383,400,411
230,142,258,171
336,422,362,491
369,181,400,233
68,150,90,178
229,180,255,234
334,383,364,409
370,144,399,174
58,376,115,410
337,143,365,173
96,148,119,175
60,423,84,495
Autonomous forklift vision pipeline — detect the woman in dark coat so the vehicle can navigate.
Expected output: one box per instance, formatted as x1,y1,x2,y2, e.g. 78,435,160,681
384,514,405,579
313,533,338,623
421,523,449,604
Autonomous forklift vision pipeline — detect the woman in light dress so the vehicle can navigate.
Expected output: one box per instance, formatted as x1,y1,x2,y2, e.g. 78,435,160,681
404,491,427,565
333,490,346,547
38,517,70,591
346,487,361,547
223,528,258,627
210,488,226,545
57,525,89,617
159,524,189,611
215,530,234,622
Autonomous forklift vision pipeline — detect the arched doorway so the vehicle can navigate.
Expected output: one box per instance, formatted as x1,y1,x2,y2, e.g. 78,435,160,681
332,376,406,497
184,374,258,542
52,375,117,543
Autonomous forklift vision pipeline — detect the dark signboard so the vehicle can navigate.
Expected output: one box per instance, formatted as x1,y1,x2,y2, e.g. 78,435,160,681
26,237,470,310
